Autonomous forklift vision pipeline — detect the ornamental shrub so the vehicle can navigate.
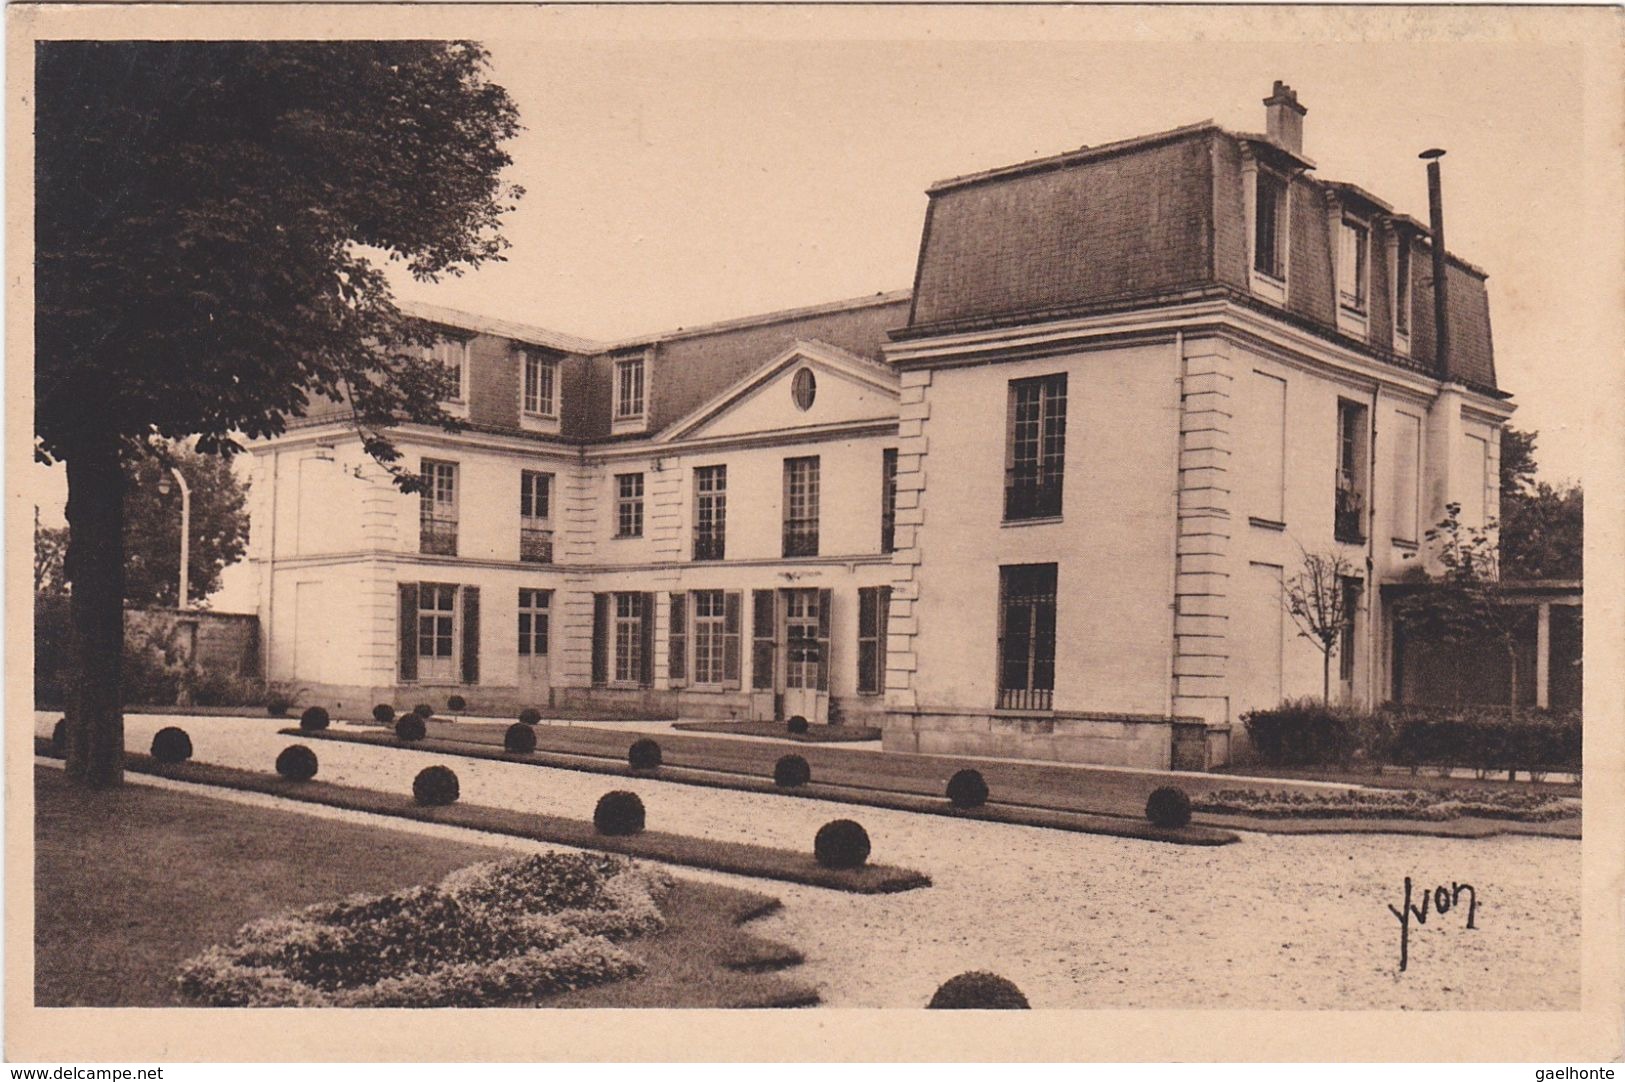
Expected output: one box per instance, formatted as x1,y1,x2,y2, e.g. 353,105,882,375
1145,786,1193,828
628,738,662,771
946,768,989,809
299,706,330,732
447,694,467,712
594,791,646,836
774,754,811,788
1240,698,1381,767
1385,705,1581,774
413,766,460,806
505,723,537,755
151,726,193,764
50,718,68,757
266,696,290,717
786,715,809,735
395,715,427,743
372,704,395,724
412,703,434,720
518,707,542,726
275,745,319,782
813,819,871,869
927,971,1031,1009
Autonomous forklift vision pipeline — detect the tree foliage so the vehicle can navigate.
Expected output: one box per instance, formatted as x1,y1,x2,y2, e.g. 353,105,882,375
1497,428,1582,581
123,443,251,607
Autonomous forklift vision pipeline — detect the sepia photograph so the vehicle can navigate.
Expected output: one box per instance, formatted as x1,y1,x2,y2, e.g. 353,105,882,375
7,2,1622,1065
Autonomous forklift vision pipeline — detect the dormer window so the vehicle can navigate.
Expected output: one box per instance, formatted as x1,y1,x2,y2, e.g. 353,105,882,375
521,350,558,418
1254,171,1288,280
426,338,469,403
1338,219,1369,314
1393,237,1412,344
615,356,645,420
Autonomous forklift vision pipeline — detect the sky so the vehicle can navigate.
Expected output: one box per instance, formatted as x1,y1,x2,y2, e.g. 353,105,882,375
28,9,1609,609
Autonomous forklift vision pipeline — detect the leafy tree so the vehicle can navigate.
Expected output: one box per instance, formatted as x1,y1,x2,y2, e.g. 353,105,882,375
35,41,522,786
123,443,251,607
1497,428,1582,580
1282,547,1360,703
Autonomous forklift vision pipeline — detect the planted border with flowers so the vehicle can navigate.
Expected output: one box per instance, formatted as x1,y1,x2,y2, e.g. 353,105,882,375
1192,787,1579,823
177,852,673,1006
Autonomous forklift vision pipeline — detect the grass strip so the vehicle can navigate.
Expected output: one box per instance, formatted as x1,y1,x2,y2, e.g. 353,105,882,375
40,739,930,894
282,727,1240,846
672,720,883,743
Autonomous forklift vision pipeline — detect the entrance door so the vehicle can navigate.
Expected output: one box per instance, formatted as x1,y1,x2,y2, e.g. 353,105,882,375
782,588,830,725
418,583,458,684
517,588,551,705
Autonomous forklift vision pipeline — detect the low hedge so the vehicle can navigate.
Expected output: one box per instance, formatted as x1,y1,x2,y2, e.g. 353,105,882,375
1193,786,1578,822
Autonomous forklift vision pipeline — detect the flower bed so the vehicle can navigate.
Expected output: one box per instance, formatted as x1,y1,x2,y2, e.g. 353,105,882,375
177,853,672,1006
1192,787,1579,823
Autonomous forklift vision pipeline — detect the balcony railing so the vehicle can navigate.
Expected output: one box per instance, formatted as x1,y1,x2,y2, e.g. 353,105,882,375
420,517,458,556
782,522,819,558
693,529,725,562
1004,473,1063,521
997,686,1053,711
1334,475,1365,544
519,525,553,564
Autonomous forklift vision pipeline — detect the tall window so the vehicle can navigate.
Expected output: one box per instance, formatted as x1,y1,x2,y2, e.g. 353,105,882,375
1393,241,1412,336
615,473,644,538
426,339,467,402
520,470,553,563
419,459,459,556
1335,400,1369,544
615,356,645,419
997,564,1057,711
783,456,820,557
417,583,458,682
691,590,726,686
614,593,644,684
1254,171,1287,278
1338,220,1369,313
693,465,726,561
517,588,550,657
880,448,899,554
1338,577,1363,688
1391,412,1422,544
521,351,557,417
857,585,891,695
1005,374,1067,521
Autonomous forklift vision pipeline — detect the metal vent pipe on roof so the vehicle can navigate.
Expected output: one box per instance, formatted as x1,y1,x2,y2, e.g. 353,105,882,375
1420,148,1452,382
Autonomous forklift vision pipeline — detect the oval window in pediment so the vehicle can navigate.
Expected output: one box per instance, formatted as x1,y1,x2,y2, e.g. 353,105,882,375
791,367,817,411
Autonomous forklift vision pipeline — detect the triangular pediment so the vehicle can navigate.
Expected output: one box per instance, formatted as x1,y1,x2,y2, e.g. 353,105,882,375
658,340,899,443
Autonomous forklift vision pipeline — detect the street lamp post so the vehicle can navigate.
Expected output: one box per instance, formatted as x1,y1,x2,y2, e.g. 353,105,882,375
156,467,192,609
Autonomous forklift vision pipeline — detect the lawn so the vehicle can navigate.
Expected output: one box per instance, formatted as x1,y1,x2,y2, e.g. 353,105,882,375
672,720,882,743
33,766,816,1007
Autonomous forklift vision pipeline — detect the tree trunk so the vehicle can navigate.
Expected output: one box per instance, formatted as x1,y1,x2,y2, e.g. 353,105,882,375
63,437,125,787
1322,650,1332,704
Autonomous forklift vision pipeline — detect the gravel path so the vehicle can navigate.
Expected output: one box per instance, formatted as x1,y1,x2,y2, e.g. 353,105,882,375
45,712,1581,1010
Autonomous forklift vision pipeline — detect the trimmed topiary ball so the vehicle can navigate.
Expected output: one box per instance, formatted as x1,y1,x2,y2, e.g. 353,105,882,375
504,723,537,754
946,768,989,809
372,704,395,724
50,718,68,757
927,971,1031,1009
412,765,460,806
786,715,810,735
1146,786,1193,828
266,696,290,718
151,726,193,765
593,790,646,836
447,694,467,712
813,819,871,869
774,754,812,788
299,706,330,732
275,744,319,781
412,703,434,719
628,738,662,771
395,715,427,743
518,707,542,726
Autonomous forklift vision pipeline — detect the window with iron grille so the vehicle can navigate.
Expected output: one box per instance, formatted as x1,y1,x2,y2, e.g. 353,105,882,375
1335,400,1368,544
615,356,645,419
1338,220,1369,313
1004,374,1067,521
521,351,557,417
997,564,1057,711
691,589,726,686
419,459,459,555
880,448,898,554
517,588,550,657
519,470,553,563
1254,170,1287,279
782,456,820,557
615,472,644,538
613,592,644,684
693,465,726,561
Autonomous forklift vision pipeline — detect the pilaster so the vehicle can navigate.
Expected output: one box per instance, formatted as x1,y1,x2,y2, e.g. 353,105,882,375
884,368,931,711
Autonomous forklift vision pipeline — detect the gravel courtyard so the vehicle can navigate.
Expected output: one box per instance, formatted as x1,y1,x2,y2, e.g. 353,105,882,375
40,712,1582,1010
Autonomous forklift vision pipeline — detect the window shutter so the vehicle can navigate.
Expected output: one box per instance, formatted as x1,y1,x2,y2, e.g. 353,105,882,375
816,587,832,691
460,586,480,685
591,593,608,687
639,593,655,688
751,589,776,691
722,591,742,689
398,583,419,682
668,592,687,688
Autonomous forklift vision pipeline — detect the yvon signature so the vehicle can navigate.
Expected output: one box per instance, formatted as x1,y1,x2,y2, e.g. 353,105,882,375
1389,876,1479,971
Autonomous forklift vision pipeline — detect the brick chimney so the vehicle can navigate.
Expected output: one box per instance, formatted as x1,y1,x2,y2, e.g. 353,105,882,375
1263,80,1307,155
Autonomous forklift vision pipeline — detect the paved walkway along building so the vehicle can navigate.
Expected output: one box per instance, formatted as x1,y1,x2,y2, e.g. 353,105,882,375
248,83,1514,769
